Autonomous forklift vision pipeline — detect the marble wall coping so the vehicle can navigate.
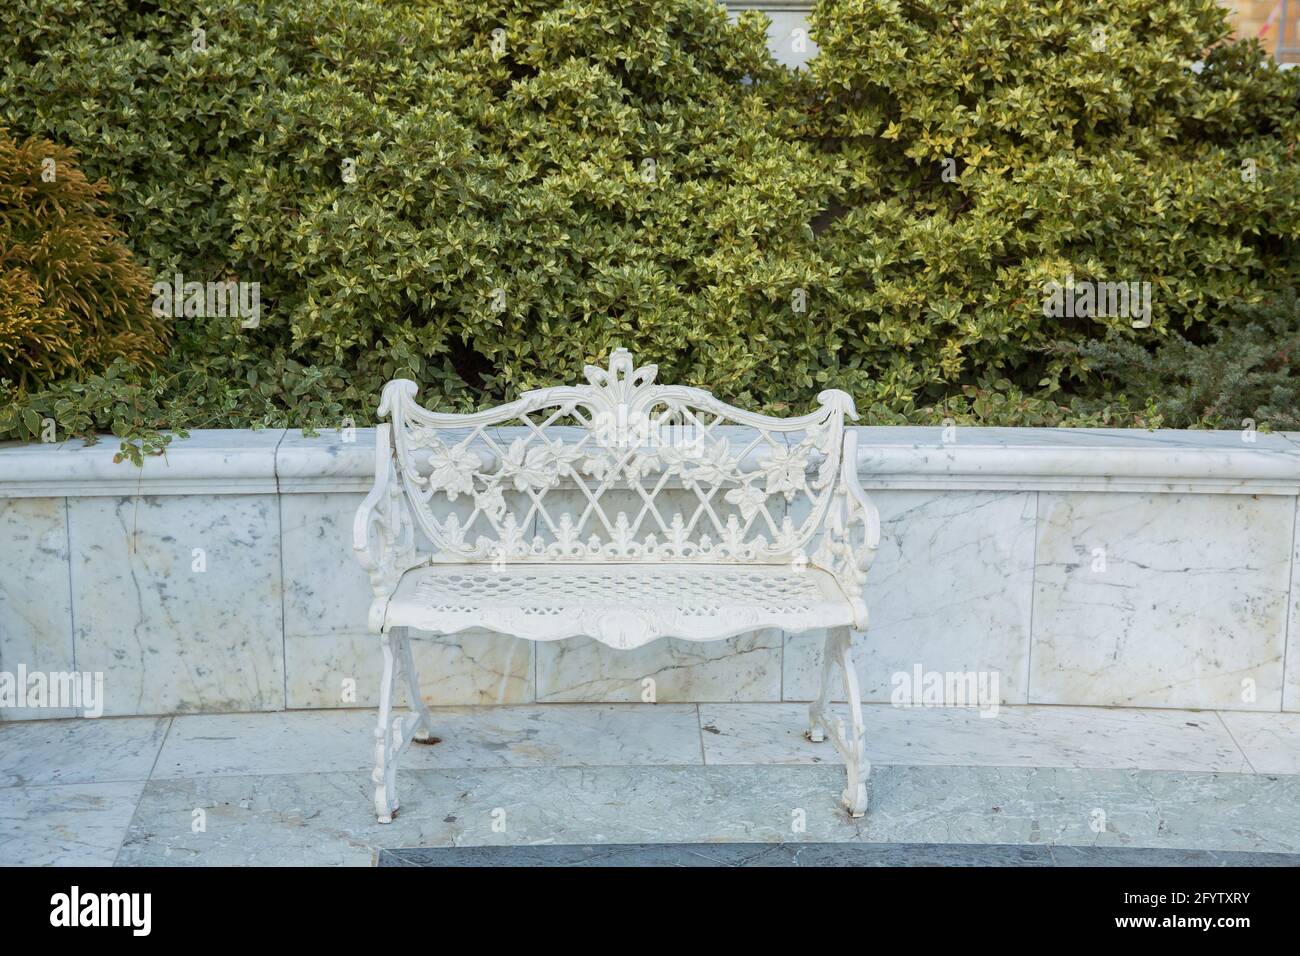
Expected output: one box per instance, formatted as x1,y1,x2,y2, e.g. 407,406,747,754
0,426,1297,498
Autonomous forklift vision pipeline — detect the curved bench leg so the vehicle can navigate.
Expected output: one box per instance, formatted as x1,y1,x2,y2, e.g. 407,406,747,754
805,629,839,744
395,628,436,742
373,633,401,823
804,626,870,817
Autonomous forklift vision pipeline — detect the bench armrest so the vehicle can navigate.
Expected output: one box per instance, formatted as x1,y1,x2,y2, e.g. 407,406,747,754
815,429,880,628
354,423,420,632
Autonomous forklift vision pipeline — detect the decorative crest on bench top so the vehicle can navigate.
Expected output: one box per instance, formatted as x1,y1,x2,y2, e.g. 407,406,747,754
582,347,655,407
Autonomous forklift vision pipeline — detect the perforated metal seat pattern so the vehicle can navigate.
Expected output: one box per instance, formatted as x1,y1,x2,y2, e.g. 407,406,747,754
386,562,855,649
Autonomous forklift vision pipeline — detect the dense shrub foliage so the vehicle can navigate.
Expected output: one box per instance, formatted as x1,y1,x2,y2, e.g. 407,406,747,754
805,0,1300,410
1067,290,1300,429
0,129,164,391
0,0,1296,450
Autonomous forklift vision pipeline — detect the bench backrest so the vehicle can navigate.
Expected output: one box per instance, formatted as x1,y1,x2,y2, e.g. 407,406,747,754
379,348,857,565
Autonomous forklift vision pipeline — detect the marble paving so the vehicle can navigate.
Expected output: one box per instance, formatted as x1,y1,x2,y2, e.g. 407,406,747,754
1,703,1298,866
377,843,1300,867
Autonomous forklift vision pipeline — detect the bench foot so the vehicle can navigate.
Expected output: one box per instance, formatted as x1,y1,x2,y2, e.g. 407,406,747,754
843,782,868,818
807,625,871,818
373,629,432,824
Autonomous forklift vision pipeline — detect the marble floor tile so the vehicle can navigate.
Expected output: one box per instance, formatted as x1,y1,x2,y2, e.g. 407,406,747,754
377,842,1300,867
699,703,1251,773
153,705,704,779
0,781,144,866
116,763,1300,866
153,711,376,779
378,842,1059,867
0,716,169,788
1045,845,1300,867
1217,711,1300,774
409,704,704,769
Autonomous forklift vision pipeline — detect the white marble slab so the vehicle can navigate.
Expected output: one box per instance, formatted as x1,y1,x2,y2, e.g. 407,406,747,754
1030,492,1292,710
537,632,782,702
5,425,1300,498
275,428,376,494
0,781,144,865
852,427,1300,495
69,495,285,715
280,492,534,706
785,490,1036,704
1287,496,1300,713
287,630,534,708
699,703,1251,773
115,763,1300,865
1218,712,1300,774
0,497,77,720
0,428,285,497
153,705,703,779
0,716,168,787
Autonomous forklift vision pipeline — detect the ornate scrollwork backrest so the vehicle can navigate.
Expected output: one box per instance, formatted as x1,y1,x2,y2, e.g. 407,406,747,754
380,348,857,565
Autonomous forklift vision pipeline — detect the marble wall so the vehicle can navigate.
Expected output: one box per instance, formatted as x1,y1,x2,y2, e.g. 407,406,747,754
1,428,1298,718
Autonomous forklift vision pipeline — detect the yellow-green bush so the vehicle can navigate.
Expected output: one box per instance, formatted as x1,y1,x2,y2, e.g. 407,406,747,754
0,129,164,389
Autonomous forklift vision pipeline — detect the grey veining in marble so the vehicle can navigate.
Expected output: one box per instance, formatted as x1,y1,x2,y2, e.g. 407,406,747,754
1030,492,1292,709
786,490,1036,704
115,763,1300,866
0,781,144,866
0,497,77,720
275,428,376,493
0,716,168,787
700,703,1251,773
1218,711,1300,774
286,629,535,709
69,495,285,715
280,492,533,706
536,632,782,703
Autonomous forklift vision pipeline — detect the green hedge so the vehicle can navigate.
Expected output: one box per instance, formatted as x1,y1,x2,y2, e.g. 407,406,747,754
0,0,1297,450
805,0,1300,412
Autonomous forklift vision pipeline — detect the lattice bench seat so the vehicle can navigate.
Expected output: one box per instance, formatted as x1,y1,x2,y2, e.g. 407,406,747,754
354,349,880,823
388,563,857,648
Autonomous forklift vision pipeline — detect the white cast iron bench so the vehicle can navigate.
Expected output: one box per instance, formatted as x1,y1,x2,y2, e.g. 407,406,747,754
354,349,880,823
